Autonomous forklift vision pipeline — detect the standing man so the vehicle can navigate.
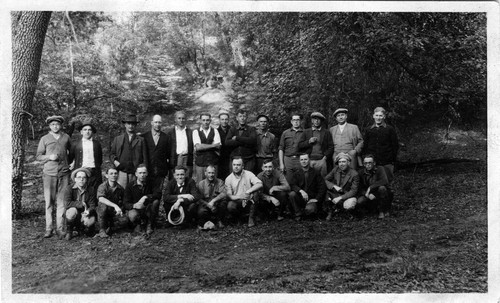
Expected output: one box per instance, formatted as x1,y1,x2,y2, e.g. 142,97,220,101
36,115,72,239
69,118,103,190
110,114,148,189
362,107,399,184
197,165,227,229
324,153,360,220
298,112,334,177
329,108,364,169
168,111,194,179
357,154,390,219
225,157,263,227
192,113,221,183
141,114,170,192
217,111,231,180
288,153,326,221
255,114,277,173
278,114,304,182
96,167,125,238
124,164,161,237
257,159,290,221
225,109,258,171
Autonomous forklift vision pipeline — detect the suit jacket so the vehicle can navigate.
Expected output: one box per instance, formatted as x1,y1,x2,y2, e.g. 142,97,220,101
167,127,194,168
325,167,359,200
217,125,231,159
69,138,103,170
298,127,334,160
162,177,201,205
290,168,326,203
110,133,148,173
329,123,364,154
225,125,257,159
141,130,170,177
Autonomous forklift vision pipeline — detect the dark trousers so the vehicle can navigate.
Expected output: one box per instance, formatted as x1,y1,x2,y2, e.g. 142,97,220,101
128,200,160,228
288,191,318,218
96,203,124,231
164,200,198,226
356,186,390,213
259,191,288,218
200,199,228,224
227,199,257,221
86,168,103,190
218,156,231,180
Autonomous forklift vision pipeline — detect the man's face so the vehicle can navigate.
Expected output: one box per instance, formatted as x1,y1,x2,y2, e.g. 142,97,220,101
232,159,243,174
338,159,349,171
363,157,376,171
219,114,229,127
236,113,247,126
291,115,301,129
262,162,274,176
49,121,61,133
125,122,136,133
135,167,148,182
80,126,93,140
174,169,186,184
258,117,269,130
299,155,310,168
151,115,162,132
176,113,186,127
106,169,119,182
74,172,87,188
311,117,321,128
200,115,211,129
205,167,216,181
336,113,347,124
373,111,385,125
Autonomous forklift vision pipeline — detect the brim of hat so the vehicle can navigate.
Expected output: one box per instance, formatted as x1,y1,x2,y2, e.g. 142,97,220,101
122,120,138,124
78,124,97,132
71,168,90,179
47,118,64,124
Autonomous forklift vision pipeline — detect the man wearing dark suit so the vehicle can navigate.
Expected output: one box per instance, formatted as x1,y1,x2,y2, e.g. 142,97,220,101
329,108,364,169
288,153,327,221
167,111,194,179
141,115,170,192
110,114,149,189
225,109,258,171
217,111,231,180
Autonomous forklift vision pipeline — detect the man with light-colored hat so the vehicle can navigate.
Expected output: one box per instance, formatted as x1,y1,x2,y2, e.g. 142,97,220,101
329,108,363,169
62,167,97,240
324,152,360,221
36,115,72,239
298,112,333,177
69,118,103,190
110,114,148,188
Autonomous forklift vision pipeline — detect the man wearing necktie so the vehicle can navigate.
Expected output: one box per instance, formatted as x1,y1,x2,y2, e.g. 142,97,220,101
197,165,227,229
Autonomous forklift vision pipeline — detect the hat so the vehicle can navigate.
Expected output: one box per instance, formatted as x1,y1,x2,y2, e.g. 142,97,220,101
257,114,269,121
201,221,215,231
335,152,352,163
168,206,185,225
71,167,91,180
46,115,64,124
333,108,348,117
78,118,97,133
122,114,139,124
310,112,325,120
218,110,230,118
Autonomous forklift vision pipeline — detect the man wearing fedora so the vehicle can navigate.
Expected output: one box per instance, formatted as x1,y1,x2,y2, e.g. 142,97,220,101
255,114,277,174
141,114,170,192
62,167,97,240
329,108,364,170
110,114,148,189
36,115,72,238
69,118,103,190
298,112,334,177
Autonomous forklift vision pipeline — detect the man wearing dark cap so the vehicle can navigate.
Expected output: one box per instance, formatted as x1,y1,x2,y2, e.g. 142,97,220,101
329,108,364,170
110,114,148,188
225,109,258,171
69,118,103,190
216,111,231,179
298,112,334,177
36,115,72,238
141,114,170,192
255,114,277,173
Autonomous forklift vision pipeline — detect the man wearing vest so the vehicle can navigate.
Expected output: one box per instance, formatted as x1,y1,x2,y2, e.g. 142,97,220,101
168,111,194,179
329,108,364,170
192,113,221,183
141,115,170,192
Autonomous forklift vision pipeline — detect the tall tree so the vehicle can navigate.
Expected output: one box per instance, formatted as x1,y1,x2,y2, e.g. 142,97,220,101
12,11,51,218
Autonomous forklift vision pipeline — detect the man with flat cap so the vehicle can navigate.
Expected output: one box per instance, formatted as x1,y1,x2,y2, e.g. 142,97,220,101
298,112,334,177
110,114,148,189
255,114,277,174
141,114,170,192
69,118,103,190
329,108,364,169
36,115,72,238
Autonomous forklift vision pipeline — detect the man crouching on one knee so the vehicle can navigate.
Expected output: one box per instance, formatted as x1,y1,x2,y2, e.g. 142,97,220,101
324,152,359,220
357,154,390,219
63,168,97,240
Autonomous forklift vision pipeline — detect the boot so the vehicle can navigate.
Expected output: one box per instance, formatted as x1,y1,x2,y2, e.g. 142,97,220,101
248,204,256,227
325,211,333,221
65,225,73,241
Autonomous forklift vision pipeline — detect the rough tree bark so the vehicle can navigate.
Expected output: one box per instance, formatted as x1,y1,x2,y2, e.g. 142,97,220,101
12,11,51,218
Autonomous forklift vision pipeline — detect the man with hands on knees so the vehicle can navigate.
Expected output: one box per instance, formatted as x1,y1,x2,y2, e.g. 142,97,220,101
96,167,125,238
257,159,290,221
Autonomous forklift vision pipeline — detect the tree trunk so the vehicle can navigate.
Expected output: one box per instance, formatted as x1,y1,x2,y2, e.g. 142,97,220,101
12,11,51,218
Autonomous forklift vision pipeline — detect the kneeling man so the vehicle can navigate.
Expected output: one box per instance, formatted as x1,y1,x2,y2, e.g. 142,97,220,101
197,165,227,229
257,159,290,221
357,154,390,219
96,167,125,237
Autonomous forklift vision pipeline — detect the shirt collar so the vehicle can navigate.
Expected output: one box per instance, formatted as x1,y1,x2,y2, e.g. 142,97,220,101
177,183,185,188
371,122,387,128
257,129,269,136
72,184,87,192
175,125,186,131
82,137,93,142
238,125,247,130
312,127,322,131
151,129,161,136
199,126,211,132
291,127,303,132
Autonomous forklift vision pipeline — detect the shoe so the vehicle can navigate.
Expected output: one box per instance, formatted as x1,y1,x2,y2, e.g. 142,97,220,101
217,221,225,229
248,217,255,227
277,216,284,221
133,224,142,234
384,212,390,217
97,230,109,238
146,225,153,236
378,212,385,219
65,232,73,241
325,211,333,221
56,230,66,240
43,230,53,238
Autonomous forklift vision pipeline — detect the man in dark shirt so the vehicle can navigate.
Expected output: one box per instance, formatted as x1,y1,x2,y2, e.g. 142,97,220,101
225,109,258,171
255,114,277,174
217,111,231,180
357,154,390,219
279,114,305,183
141,115,170,192
96,167,125,238
257,159,290,221
124,164,161,237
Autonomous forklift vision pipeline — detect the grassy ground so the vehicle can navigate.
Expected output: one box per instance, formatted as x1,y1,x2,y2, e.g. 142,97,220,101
11,127,487,293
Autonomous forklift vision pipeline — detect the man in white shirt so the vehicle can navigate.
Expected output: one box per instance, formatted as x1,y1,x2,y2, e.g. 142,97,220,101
168,111,194,179
192,113,221,183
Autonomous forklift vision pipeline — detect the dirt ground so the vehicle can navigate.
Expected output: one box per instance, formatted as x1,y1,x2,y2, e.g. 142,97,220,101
11,128,487,293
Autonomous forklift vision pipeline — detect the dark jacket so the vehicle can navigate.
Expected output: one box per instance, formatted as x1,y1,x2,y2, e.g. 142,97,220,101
63,184,97,212
289,168,326,203
110,133,148,173
225,125,257,159
298,127,334,164
363,123,399,165
325,167,359,201
167,127,194,168
217,125,231,160
357,166,388,195
141,130,170,177
123,180,161,210
162,177,201,205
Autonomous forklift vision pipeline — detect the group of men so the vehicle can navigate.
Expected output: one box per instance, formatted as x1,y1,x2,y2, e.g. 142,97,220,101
36,106,398,240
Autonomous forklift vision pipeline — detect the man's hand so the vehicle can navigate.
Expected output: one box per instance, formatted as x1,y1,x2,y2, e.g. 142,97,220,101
69,162,75,170
307,199,318,204
279,163,285,173
368,194,376,200
133,200,145,210
333,185,342,192
207,201,216,211
49,154,59,161
269,186,279,195
299,190,308,201
269,196,280,206
114,206,123,216
232,136,237,140
113,160,120,167
173,200,182,210
309,137,318,144
332,197,342,204
178,194,195,201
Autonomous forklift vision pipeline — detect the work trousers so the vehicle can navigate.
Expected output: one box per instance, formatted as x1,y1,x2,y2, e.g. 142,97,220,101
356,186,391,213
128,200,160,228
42,173,70,233
288,191,318,218
309,157,327,177
117,171,135,189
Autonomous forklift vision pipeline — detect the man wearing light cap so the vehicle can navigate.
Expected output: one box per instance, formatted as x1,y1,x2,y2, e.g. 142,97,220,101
298,112,333,177
329,108,364,169
36,115,72,239
324,152,360,220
